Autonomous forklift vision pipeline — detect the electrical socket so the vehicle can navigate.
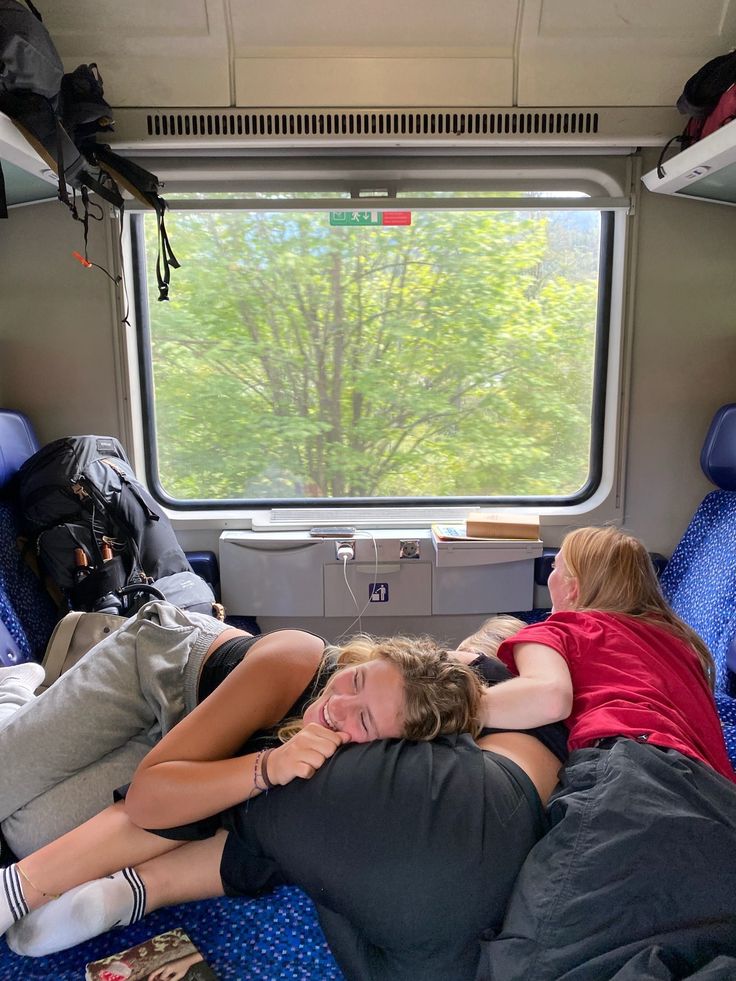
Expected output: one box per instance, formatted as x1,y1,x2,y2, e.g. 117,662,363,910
335,540,356,560
399,539,421,559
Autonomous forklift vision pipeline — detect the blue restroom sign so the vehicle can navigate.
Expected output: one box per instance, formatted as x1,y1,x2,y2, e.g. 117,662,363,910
369,582,389,603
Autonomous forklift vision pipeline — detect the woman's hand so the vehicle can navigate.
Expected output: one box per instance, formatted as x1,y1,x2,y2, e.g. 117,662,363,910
267,723,349,786
147,952,202,980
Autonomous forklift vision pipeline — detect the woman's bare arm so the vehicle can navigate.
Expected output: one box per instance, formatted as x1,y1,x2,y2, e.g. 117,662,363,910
478,643,573,729
124,630,327,828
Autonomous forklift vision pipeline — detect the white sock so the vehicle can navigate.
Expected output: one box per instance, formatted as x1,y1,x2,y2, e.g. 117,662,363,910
5,867,146,957
0,865,30,935
0,662,45,726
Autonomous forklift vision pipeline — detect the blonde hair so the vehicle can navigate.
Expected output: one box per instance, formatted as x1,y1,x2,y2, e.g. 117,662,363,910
278,635,483,742
456,615,526,659
561,526,715,689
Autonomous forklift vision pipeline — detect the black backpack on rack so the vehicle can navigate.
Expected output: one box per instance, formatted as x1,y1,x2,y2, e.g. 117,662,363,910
0,1,180,299
15,435,218,617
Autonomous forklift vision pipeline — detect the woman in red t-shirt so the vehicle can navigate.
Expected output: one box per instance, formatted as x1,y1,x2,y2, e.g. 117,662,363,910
478,525,736,980
484,525,733,781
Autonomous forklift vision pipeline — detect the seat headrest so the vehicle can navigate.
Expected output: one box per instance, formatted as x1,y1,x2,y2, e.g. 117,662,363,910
0,411,39,490
701,403,736,491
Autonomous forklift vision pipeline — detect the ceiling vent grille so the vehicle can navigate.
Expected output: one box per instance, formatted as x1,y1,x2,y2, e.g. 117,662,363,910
146,109,600,140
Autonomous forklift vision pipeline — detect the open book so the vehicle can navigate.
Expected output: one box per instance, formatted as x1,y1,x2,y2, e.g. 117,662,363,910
85,927,218,981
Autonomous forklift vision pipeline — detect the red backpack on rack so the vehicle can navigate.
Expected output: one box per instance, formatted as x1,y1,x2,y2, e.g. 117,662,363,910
656,50,736,177
678,50,736,145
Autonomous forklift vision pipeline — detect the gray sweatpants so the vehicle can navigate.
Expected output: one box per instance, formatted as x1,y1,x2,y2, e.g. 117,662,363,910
0,601,229,857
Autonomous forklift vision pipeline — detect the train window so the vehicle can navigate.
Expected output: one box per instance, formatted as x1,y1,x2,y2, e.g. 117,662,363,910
131,186,614,509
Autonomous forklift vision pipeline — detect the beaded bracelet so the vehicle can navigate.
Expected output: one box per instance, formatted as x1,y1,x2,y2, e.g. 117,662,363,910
253,749,268,792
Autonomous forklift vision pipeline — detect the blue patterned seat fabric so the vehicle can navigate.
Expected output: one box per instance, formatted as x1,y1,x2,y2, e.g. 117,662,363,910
660,403,736,768
0,411,58,665
0,889,344,980
0,498,58,664
660,488,736,766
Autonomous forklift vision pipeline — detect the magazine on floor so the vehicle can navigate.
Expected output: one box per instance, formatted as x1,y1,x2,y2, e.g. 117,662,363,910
85,927,218,981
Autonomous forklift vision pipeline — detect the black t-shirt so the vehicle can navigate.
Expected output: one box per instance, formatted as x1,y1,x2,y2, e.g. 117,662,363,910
469,652,569,763
198,630,332,752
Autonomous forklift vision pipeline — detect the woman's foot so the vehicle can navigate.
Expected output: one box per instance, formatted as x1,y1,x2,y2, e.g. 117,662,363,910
5,868,146,956
0,661,44,695
0,662,45,729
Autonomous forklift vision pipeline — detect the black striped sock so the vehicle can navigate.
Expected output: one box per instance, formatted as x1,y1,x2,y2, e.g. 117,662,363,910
121,867,146,925
1,865,29,931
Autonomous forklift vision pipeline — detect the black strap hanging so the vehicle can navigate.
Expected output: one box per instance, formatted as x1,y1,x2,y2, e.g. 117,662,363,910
0,162,7,219
23,0,44,21
656,128,694,179
54,115,72,211
152,197,181,301
78,169,124,210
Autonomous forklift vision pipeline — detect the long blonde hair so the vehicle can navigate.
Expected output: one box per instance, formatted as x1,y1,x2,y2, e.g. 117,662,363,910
279,635,483,742
561,526,715,689
456,615,526,659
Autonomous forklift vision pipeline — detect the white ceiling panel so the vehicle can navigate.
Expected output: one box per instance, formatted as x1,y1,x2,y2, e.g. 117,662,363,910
230,0,519,50
61,58,230,108
234,57,513,107
519,0,736,106
519,48,708,107
537,0,733,39
46,0,209,40
47,0,231,106
19,0,736,110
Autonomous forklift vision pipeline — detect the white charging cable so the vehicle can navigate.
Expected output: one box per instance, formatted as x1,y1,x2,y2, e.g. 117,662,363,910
338,531,379,639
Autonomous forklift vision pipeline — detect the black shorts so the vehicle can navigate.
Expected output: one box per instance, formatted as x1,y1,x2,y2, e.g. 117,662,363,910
217,734,545,981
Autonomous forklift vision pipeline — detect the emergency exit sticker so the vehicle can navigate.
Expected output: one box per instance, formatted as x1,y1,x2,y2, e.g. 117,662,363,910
329,211,412,227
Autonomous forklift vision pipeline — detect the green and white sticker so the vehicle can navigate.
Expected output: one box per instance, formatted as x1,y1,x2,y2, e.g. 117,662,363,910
329,211,412,227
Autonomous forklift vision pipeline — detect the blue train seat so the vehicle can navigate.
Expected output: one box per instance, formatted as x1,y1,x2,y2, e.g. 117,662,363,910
0,410,57,665
660,403,736,766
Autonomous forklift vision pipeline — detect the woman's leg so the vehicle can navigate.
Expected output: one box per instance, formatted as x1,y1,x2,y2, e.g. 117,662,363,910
6,831,227,957
136,829,227,910
0,800,184,937
0,603,227,836
17,801,184,910
2,735,152,857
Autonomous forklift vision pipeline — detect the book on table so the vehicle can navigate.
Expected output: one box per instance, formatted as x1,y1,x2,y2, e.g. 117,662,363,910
85,927,218,981
432,513,540,542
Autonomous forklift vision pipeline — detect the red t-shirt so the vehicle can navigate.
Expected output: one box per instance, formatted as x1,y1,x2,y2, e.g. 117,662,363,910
497,611,736,783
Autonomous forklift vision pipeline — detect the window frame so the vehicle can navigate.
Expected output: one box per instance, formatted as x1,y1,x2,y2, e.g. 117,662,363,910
128,154,629,520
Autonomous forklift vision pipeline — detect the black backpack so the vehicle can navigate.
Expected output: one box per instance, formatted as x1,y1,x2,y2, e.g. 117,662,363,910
16,435,215,616
677,50,736,120
0,1,179,299
0,0,98,211
0,0,60,99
